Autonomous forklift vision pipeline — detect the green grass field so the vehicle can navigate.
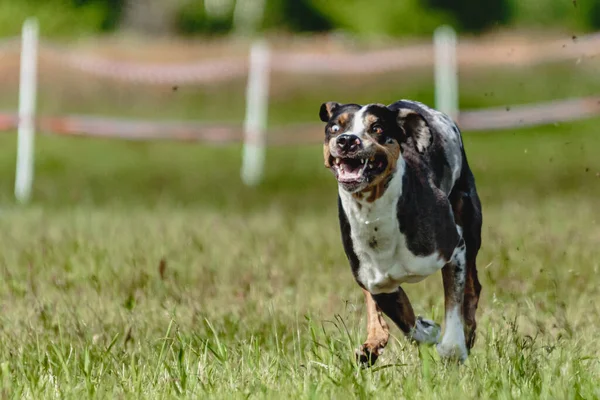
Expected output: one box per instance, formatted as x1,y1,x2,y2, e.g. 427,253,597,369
0,113,598,398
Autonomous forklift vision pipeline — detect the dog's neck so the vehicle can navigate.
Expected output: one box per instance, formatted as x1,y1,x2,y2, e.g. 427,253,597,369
352,174,395,203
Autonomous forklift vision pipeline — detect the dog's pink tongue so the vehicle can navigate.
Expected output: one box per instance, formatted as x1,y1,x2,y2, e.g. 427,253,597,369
338,166,362,182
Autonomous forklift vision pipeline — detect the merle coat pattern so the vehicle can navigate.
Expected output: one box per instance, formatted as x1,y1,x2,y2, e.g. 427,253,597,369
320,99,482,364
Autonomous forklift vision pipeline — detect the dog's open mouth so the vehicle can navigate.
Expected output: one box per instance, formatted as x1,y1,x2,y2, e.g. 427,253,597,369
330,154,387,184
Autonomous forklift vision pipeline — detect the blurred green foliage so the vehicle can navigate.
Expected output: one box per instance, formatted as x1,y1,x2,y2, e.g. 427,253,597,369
263,0,332,33
0,0,597,38
309,0,450,36
508,0,598,31
426,0,509,32
0,0,122,37
176,1,233,35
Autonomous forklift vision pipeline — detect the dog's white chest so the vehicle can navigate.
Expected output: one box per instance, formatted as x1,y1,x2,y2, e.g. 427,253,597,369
340,173,446,294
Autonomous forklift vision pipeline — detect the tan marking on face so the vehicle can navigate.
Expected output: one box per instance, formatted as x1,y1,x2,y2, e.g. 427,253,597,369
323,143,332,168
337,112,351,127
355,139,401,202
363,113,379,127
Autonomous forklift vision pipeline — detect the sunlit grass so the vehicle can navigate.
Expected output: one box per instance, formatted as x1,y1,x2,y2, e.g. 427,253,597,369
0,119,598,397
0,197,598,398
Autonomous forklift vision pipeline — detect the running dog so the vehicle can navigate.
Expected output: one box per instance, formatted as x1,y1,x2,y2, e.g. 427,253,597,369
319,100,482,364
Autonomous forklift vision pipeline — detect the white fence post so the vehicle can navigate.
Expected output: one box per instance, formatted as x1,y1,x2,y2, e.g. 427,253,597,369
434,25,458,119
15,18,39,204
241,40,270,187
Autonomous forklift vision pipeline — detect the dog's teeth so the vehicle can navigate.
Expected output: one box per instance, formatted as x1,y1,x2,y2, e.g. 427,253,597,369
336,158,341,164
360,159,365,164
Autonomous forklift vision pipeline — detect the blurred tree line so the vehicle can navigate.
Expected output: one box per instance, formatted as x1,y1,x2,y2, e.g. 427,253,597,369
0,0,598,38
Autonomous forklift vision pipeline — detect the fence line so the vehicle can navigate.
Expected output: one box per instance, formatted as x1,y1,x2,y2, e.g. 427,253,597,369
46,32,600,82
0,32,599,85
42,47,248,85
2,22,600,201
1,95,598,143
458,96,600,131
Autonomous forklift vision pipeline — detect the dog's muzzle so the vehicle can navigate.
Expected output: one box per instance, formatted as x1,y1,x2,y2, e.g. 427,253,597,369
336,134,362,156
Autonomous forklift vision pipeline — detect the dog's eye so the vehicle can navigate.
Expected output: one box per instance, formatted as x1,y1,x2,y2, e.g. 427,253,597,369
371,124,383,134
330,125,340,133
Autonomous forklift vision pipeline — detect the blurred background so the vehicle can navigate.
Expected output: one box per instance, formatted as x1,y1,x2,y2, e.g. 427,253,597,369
0,0,598,209
0,2,599,395
1,0,599,37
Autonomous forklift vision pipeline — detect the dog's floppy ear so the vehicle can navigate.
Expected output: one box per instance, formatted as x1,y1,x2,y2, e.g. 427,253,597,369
397,109,432,153
319,101,340,122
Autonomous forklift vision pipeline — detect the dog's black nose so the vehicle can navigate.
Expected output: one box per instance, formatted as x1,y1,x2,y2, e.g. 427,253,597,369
336,134,362,153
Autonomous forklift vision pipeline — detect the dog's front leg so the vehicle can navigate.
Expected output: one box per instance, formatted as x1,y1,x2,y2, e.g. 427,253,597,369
372,289,441,346
356,288,390,366
437,239,469,361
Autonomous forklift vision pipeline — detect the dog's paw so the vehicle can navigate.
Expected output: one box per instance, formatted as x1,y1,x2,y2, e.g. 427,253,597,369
436,337,468,362
410,316,441,345
355,341,386,367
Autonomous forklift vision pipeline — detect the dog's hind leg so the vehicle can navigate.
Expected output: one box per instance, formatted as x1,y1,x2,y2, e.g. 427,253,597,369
449,151,483,353
460,193,483,350
463,258,482,350
437,237,469,361
356,288,390,366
